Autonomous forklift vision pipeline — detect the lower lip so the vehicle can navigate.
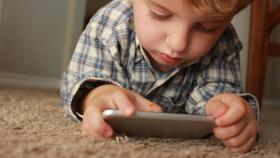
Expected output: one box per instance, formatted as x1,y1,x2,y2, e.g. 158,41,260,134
158,53,181,64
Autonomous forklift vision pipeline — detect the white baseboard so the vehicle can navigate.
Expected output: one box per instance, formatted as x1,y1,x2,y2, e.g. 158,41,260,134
262,99,280,107
0,71,62,89
2,71,278,105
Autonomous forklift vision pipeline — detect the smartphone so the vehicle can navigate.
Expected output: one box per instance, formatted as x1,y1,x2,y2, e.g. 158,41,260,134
102,109,215,139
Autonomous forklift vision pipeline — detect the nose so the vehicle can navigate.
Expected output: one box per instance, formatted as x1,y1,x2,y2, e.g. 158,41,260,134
166,24,190,53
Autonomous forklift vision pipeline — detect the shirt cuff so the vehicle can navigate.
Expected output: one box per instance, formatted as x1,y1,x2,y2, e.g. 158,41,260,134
67,78,123,122
238,93,260,140
238,93,260,124
70,80,109,121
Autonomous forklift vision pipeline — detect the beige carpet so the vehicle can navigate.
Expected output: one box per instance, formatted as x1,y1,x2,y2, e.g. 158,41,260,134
0,88,280,158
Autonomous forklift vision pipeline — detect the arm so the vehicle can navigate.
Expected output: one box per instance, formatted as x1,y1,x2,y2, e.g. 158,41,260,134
60,9,129,122
60,7,162,139
190,52,258,153
81,84,162,139
185,26,259,153
206,93,257,153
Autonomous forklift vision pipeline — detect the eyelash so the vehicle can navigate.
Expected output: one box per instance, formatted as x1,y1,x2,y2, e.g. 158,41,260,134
195,24,217,33
149,11,171,21
149,11,218,33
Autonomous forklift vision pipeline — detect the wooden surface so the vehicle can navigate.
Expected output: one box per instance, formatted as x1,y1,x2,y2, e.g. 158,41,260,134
246,0,280,104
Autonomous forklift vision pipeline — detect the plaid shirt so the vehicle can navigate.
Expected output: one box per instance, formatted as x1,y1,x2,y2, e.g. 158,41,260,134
61,0,259,122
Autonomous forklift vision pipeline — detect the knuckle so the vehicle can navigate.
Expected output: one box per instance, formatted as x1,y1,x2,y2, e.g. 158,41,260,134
236,103,246,112
246,124,257,137
112,90,125,99
250,122,258,132
229,125,240,136
216,133,227,140
213,128,224,139
214,132,222,140
227,138,241,147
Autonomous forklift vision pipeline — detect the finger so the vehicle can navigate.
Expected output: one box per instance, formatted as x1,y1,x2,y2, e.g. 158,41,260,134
231,136,256,153
213,118,247,140
135,94,163,112
81,124,104,139
112,90,136,116
206,99,229,117
216,103,246,126
215,94,247,126
222,122,256,148
83,105,114,139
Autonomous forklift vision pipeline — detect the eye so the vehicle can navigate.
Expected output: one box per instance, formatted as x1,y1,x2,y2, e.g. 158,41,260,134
149,11,172,21
195,23,218,33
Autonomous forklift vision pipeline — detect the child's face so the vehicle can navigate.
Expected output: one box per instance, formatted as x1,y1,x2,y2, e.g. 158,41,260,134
132,0,232,71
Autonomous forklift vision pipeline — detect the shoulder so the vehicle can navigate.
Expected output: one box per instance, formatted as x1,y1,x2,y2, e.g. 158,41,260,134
212,24,243,57
94,0,133,24
200,24,243,66
78,0,136,65
217,24,242,52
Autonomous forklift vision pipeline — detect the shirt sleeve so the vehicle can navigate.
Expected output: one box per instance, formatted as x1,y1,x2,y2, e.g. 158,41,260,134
185,26,260,124
60,17,126,122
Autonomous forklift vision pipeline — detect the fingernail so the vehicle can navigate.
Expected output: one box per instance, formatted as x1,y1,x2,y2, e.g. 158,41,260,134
125,107,134,115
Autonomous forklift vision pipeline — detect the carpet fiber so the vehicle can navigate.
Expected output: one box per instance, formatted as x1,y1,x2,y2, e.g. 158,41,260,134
0,88,280,158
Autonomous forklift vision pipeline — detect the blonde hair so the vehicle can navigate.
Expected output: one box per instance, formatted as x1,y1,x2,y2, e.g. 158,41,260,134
190,0,252,16
127,0,252,16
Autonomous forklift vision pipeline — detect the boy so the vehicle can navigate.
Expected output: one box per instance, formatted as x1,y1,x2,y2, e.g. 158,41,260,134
61,0,259,153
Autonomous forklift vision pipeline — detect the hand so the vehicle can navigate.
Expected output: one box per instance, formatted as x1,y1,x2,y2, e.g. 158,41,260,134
206,93,257,153
81,84,163,140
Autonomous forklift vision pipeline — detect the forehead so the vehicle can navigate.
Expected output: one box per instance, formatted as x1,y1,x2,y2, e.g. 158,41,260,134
146,0,232,21
146,0,192,10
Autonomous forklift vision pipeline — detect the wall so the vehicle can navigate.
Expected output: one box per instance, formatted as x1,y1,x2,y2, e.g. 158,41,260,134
0,0,86,89
0,0,253,90
233,4,280,106
0,0,279,105
263,22,280,106
0,0,3,28
261,0,280,106
231,6,251,89
86,0,110,17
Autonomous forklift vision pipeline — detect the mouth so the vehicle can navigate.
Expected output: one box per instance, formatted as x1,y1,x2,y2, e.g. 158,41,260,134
158,52,182,65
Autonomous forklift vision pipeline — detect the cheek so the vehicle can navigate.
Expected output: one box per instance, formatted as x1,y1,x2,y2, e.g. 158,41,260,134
188,33,222,59
134,16,164,50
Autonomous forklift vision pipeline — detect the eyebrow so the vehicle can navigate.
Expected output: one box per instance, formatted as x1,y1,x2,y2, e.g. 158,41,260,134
147,0,173,13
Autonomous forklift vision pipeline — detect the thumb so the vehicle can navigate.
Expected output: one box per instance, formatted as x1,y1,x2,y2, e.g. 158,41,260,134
206,99,228,118
112,90,136,117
